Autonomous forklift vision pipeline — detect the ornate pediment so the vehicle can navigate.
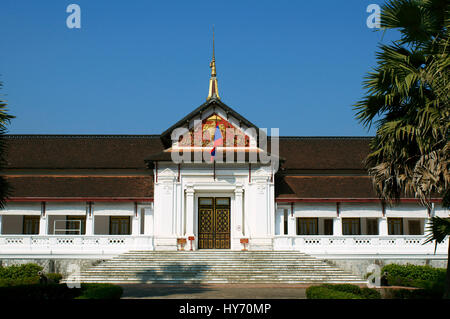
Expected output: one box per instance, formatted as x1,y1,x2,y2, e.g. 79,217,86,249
178,113,250,147
160,99,259,148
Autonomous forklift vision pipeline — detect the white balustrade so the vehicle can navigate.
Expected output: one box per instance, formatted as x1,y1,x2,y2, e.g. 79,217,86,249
0,235,154,256
273,235,449,256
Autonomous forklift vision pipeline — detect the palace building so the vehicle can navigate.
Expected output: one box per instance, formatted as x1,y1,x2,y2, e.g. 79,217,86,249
0,43,448,277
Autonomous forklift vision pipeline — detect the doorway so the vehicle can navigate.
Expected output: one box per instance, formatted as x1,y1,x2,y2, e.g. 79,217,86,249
198,197,231,249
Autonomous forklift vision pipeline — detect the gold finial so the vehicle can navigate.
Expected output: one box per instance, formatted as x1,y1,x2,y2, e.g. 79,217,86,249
207,25,220,100
210,26,216,77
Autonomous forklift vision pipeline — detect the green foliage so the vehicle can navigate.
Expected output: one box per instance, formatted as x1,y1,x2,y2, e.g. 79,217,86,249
354,0,450,207
0,284,81,300
46,273,63,284
0,282,123,300
382,263,446,298
391,288,443,299
306,286,361,299
0,277,39,287
0,263,43,280
321,283,362,295
424,217,450,245
306,284,381,299
360,287,383,299
76,283,123,299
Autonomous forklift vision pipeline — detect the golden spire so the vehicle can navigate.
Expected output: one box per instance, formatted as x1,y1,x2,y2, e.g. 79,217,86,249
207,26,220,100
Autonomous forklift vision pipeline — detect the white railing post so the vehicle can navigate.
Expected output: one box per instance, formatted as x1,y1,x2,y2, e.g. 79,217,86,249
379,217,388,236
85,215,94,236
39,216,48,235
333,217,342,236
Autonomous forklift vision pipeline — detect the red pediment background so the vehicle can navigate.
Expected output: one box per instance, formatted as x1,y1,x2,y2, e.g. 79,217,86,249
179,113,250,147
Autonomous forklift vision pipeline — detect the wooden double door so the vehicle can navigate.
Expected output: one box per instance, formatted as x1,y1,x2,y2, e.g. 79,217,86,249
198,197,231,249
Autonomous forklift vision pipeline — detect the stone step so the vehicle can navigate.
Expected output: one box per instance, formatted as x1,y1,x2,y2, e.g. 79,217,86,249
97,261,333,266
95,264,336,268
62,250,365,284
67,274,360,281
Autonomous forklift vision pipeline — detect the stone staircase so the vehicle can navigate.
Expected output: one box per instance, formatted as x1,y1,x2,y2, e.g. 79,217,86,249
62,250,365,284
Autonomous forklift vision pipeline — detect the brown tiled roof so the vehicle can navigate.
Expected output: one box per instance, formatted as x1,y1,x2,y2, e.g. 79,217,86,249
275,175,378,199
6,176,153,199
4,135,164,169
277,137,371,170
4,135,373,170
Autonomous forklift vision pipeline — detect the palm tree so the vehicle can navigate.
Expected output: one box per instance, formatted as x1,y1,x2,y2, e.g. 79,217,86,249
354,0,449,297
0,81,14,208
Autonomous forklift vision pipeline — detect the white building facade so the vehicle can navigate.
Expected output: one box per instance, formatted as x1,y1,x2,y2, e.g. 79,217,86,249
0,57,448,265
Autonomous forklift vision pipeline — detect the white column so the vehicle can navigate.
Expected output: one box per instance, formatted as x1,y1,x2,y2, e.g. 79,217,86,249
132,209,141,236
287,205,296,236
143,207,154,236
275,209,284,235
379,217,388,236
333,217,342,236
0,215,2,234
235,185,244,237
185,186,195,237
39,215,48,235
85,215,94,235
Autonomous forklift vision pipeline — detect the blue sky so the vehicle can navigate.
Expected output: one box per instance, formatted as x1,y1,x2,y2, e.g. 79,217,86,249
0,0,396,136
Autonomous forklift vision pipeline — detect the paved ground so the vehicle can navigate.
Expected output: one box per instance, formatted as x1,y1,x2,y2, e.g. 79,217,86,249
120,284,308,299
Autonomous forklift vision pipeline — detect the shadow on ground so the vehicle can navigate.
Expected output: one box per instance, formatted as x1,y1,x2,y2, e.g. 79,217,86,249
120,284,215,298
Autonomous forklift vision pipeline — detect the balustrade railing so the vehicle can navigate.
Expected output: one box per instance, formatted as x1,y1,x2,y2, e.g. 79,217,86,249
0,235,154,255
273,235,449,256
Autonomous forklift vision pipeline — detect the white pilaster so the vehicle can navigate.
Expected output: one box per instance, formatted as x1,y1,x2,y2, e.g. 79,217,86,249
333,217,342,236
185,185,195,237
39,215,48,235
287,206,296,236
85,215,94,235
378,217,388,236
275,208,284,235
234,184,244,237
143,207,154,236
132,209,141,236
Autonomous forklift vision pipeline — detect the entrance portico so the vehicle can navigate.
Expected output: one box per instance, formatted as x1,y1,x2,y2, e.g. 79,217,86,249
152,161,275,251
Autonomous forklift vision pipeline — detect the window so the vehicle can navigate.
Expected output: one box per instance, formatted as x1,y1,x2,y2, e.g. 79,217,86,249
324,219,333,235
283,209,288,235
23,216,40,234
296,218,318,235
342,218,361,235
366,218,379,235
110,217,130,235
388,218,403,235
66,216,86,235
408,220,422,235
